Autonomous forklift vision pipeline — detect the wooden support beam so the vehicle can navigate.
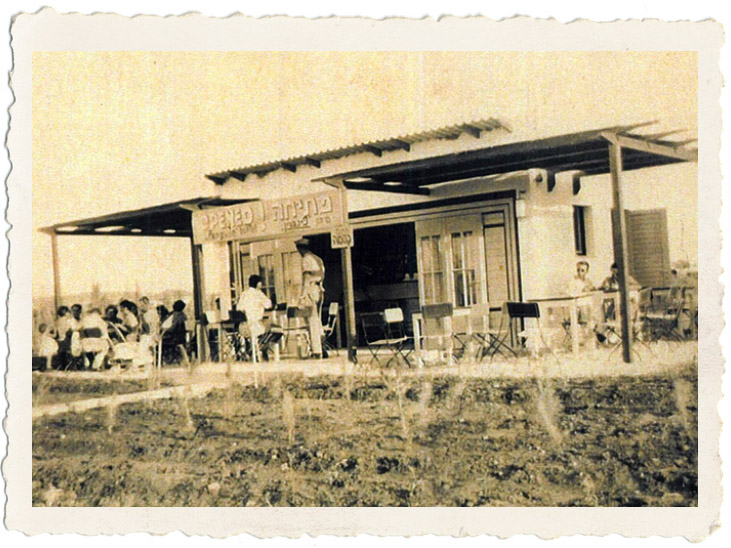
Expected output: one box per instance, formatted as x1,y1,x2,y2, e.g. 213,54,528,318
343,181,430,195
607,133,698,162
341,246,357,364
607,137,633,363
49,230,62,310
363,145,383,157
572,172,583,195
229,171,248,182
190,239,208,362
206,175,228,185
392,140,411,152
463,124,482,138
304,157,321,168
335,183,358,364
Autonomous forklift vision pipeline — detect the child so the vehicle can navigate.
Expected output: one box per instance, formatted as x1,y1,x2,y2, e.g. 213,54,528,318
37,323,58,371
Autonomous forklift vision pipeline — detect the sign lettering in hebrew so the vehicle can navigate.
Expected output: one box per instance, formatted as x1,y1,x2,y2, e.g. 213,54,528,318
192,190,344,244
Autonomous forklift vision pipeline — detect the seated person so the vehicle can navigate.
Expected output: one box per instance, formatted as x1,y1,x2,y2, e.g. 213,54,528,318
566,260,596,296
119,299,140,342
79,308,110,370
104,304,128,342
161,300,188,363
54,306,75,369
596,263,642,343
237,275,275,361
599,262,641,293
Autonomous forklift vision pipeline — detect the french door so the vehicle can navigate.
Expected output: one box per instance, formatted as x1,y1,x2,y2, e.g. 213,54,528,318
415,201,519,326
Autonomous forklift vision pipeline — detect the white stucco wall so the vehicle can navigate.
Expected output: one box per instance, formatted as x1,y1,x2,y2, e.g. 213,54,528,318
209,127,697,305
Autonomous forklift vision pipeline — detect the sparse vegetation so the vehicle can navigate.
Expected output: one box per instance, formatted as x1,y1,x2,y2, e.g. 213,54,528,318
32,363,698,507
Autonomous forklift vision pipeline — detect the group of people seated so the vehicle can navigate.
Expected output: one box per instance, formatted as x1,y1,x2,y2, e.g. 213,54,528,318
565,260,696,344
33,296,190,371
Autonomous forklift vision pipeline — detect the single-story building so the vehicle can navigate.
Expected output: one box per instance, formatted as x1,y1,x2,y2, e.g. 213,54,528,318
45,117,697,363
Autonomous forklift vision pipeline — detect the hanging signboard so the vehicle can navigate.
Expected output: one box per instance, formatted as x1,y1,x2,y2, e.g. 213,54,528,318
330,225,354,249
192,190,345,244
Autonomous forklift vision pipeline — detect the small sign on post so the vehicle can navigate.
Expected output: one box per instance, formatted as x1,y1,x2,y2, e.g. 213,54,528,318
330,225,353,249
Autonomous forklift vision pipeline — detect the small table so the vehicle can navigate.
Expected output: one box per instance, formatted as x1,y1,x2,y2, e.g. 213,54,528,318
528,292,620,356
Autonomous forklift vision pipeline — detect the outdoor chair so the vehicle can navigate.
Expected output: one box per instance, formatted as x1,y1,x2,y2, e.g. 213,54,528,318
642,287,686,342
282,306,312,359
322,302,340,356
488,302,542,359
453,302,495,362
421,303,455,365
360,308,412,367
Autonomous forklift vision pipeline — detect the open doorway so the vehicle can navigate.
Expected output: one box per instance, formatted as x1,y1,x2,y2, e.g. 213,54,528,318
351,222,418,340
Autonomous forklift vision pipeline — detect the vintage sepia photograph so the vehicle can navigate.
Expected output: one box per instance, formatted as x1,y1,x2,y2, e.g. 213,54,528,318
5,9,724,540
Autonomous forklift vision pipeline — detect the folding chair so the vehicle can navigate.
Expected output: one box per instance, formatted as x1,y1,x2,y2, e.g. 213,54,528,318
322,302,340,356
360,308,412,367
642,288,685,342
421,303,455,365
455,302,494,362
283,306,312,359
486,302,541,359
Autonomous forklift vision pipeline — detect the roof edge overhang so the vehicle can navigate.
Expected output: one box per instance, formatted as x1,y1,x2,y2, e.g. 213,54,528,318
314,123,698,190
43,196,257,238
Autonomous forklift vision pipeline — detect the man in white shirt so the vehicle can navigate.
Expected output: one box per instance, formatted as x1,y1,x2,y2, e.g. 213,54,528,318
296,238,325,358
237,274,273,360
567,260,596,296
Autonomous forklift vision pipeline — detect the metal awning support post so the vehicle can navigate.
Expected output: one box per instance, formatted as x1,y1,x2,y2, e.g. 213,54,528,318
334,182,358,363
190,238,208,362
605,134,633,363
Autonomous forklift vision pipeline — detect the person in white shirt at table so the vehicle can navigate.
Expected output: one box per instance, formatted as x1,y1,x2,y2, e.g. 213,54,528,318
237,275,273,361
567,260,596,296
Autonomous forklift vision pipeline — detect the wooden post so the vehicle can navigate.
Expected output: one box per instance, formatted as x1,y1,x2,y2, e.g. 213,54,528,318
190,239,208,362
334,183,358,363
49,230,62,310
607,138,633,363
341,246,357,363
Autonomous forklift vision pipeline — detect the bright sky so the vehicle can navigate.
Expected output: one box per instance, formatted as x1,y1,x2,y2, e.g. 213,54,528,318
32,51,698,301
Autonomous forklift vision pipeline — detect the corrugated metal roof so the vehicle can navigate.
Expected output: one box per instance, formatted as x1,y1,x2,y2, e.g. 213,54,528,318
205,118,508,184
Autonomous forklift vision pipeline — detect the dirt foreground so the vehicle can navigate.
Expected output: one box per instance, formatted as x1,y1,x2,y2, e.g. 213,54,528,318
32,351,698,507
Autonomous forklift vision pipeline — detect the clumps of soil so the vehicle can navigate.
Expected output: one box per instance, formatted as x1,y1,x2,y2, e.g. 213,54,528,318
32,369,698,507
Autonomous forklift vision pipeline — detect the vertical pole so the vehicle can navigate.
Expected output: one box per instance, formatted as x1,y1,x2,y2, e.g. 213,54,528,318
608,137,633,363
190,239,208,362
336,183,358,363
49,230,62,310
341,246,357,362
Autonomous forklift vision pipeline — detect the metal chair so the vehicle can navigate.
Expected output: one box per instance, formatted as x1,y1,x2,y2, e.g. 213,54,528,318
283,306,312,359
360,308,412,367
487,302,541,359
642,287,686,342
322,302,340,356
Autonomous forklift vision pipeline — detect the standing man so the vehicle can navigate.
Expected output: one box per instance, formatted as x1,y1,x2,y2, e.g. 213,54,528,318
295,238,326,359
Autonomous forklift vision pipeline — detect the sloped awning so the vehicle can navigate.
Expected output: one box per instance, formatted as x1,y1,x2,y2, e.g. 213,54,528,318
314,124,698,194
42,196,256,238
